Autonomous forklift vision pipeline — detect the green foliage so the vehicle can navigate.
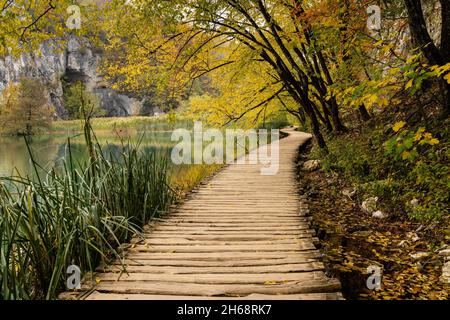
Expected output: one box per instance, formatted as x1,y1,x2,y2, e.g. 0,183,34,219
384,123,439,162
62,81,105,120
315,123,449,221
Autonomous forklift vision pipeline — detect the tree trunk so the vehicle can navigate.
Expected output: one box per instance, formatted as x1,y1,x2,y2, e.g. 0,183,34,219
330,99,348,132
310,110,328,151
440,0,450,62
404,0,443,65
404,0,450,116
358,104,371,121
441,79,450,117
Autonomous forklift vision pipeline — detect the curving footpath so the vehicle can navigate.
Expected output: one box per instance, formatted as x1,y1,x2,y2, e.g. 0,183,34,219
61,129,342,300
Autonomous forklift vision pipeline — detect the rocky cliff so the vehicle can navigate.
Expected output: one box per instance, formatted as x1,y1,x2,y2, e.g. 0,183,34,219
0,37,142,118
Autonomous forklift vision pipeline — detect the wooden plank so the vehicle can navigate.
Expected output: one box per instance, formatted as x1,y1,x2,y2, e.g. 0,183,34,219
133,238,315,246
90,279,341,296
125,243,316,253
143,231,310,236
141,234,316,241
85,292,342,300
99,262,324,274
108,257,321,267
95,272,326,284
152,226,307,232
123,251,320,261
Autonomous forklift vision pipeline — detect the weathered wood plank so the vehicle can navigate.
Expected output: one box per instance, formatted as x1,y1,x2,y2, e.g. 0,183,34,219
99,262,324,274
125,243,316,253
107,257,321,267
90,279,341,296
95,272,327,284
123,251,320,261
84,292,343,300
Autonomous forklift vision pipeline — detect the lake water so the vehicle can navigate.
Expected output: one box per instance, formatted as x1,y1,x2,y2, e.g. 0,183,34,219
0,130,180,178
0,122,272,185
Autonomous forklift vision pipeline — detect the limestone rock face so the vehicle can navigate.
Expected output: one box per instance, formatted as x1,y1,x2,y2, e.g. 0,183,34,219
0,36,143,118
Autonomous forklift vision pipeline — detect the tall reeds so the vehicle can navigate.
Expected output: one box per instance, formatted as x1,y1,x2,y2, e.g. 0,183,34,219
0,117,174,299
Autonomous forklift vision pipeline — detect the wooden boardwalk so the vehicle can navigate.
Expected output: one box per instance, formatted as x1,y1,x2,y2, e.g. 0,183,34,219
64,129,342,300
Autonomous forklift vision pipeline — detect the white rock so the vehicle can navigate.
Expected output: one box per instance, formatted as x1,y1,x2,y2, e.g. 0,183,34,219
407,232,420,242
372,210,388,219
410,198,419,207
302,160,321,171
409,252,431,260
438,249,450,258
440,261,450,284
342,188,357,198
361,197,378,214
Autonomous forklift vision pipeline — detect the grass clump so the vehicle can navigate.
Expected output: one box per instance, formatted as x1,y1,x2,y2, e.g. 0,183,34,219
0,120,175,299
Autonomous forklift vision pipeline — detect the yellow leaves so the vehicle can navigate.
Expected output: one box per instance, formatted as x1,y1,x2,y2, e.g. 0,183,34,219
406,54,421,65
380,43,394,54
374,39,383,47
401,151,411,160
388,68,400,76
365,94,378,106
393,121,406,133
423,132,432,140
405,79,414,90
429,63,450,83
428,138,440,145
445,72,450,84
414,128,425,141
417,131,440,146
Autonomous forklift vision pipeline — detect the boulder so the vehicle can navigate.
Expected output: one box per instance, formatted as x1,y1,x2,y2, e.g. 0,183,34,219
342,188,357,199
372,210,388,219
440,261,450,284
409,252,431,260
361,197,378,214
410,198,419,207
302,160,321,172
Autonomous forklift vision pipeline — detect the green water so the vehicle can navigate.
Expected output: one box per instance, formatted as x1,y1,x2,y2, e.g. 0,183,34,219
0,122,273,179
0,130,177,178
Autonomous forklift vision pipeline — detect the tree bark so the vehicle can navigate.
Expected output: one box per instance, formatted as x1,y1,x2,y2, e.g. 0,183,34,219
330,98,348,132
440,0,450,62
358,104,371,121
308,106,328,151
404,0,443,65
404,0,450,116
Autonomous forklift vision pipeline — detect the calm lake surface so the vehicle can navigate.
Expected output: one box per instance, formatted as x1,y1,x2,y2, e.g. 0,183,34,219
0,130,180,178
0,121,271,182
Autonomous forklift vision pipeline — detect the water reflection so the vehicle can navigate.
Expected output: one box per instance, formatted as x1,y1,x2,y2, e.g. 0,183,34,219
0,131,175,178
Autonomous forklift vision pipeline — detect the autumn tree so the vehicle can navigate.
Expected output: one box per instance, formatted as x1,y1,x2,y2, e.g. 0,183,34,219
63,81,104,119
98,0,359,148
0,78,54,136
